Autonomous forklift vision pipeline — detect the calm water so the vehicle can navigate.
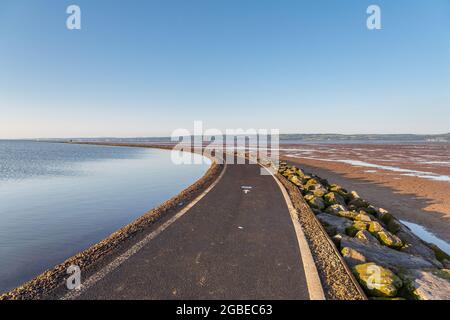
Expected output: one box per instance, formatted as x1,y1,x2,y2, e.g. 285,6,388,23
0,141,210,293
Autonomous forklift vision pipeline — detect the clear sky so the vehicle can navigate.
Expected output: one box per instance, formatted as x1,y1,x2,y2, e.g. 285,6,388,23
1,0,449,138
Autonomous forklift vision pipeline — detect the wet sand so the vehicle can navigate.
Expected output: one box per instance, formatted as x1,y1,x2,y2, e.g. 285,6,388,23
280,143,450,243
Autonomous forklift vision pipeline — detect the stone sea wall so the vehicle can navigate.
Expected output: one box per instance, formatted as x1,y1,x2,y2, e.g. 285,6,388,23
279,163,450,300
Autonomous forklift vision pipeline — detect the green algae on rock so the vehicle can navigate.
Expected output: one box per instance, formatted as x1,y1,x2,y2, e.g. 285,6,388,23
346,221,368,237
352,263,403,298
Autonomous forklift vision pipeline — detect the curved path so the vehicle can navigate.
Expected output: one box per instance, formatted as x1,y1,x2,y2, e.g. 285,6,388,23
64,163,315,300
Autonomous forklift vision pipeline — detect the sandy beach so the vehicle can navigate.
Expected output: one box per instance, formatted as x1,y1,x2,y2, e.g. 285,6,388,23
280,143,450,244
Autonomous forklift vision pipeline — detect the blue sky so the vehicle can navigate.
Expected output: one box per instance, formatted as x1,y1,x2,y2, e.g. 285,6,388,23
1,0,449,138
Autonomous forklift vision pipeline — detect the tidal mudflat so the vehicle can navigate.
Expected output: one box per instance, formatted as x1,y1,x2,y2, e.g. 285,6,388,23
281,143,450,246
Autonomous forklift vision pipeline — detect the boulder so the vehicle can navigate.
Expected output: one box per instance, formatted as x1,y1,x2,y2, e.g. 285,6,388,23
352,263,403,298
342,247,367,266
349,197,369,209
400,269,450,300
375,207,394,224
329,184,341,192
355,212,374,222
309,184,328,196
335,210,359,220
348,191,369,208
429,244,450,264
325,204,348,215
356,230,380,245
397,226,443,268
368,221,384,233
316,213,352,236
364,205,379,216
310,189,327,197
386,219,402,234
302,174,312,181
349,190,361,200
340,237,436,272
329,184,348,197
346,221,368,237
324,192,346,207
282,169,293,177
332,233,344,247
315,176,330,188
304,178,320,189
377,230,403,249
288,175,303,187
304,194,325,210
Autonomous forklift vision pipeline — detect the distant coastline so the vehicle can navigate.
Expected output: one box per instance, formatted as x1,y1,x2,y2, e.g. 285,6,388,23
5,132,446,145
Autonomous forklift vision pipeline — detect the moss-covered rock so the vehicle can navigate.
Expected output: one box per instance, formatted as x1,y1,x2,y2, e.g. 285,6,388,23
329,184,350,200
324,192,346,207
346,221,368,237
375,208,393,223
356,230,380,244
368,221,384,234
349,197,369,209
336,210,359,220
386,219,402,234
429,244,450,264
325,204,348,215
347,191,368,207
304,194,325,210
329,184,340,192
282,170,292,178
288,175,303,187
377,230,403,249
353,263,403,298
304,178,319,189
307,183,328,194
355,212,373,222
364,205,379,216
310,189,327,197
397,228,444,268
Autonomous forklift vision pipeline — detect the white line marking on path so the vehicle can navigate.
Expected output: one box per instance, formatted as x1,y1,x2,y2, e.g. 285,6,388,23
61,162,227,300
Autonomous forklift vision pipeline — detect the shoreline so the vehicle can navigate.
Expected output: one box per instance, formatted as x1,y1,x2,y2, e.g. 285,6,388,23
0,144,224,300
